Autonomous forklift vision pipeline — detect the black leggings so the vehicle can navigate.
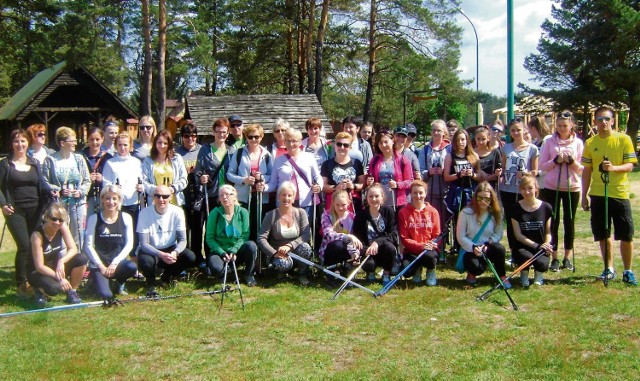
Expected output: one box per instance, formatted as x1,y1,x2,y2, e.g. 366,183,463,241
361,240,396,273
323,240,355,269
27,253,89,296
6,205,40,285
463,242,507,277
540,188,579,251
207,241,257,278
401,250,438,276
241,196,267,244
500,191,522,250
90,260,138,299
513,247,549,273
138,247,197,287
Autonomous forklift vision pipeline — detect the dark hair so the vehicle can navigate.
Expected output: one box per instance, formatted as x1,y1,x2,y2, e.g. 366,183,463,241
342,116,363,128
373,129,394,155
87,127,104,138
594,105,614,118
305,117,322,131
180,122,198,136
150,130,175,161
10,129,31,148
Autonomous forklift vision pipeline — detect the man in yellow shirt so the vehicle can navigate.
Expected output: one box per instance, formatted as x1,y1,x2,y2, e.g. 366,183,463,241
581,106,637,285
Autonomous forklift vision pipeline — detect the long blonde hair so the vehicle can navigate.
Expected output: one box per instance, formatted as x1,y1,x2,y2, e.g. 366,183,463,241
330,189,351,231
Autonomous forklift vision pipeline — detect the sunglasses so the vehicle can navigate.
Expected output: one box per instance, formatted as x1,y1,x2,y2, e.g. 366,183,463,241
64,139,77,144
231,124,243,128
48,217,64,223
182,133,198,138
559,111,573,119
286,140,300,144
247,135,261,140
509,117,523,124
154,194,171,199
140,125,154,131
596,116,612,122
274,129,287,133
476,196,492,203
335,142,350,148
491,127,503,133
37,132,46,138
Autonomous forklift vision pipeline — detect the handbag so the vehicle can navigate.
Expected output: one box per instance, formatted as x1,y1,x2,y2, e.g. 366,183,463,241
455,214,492,273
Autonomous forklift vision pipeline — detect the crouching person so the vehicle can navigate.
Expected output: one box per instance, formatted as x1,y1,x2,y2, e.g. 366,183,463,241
137,185,196,297
398,180,441,286
205,185,257,287
85,185,137,301
29,203,88,307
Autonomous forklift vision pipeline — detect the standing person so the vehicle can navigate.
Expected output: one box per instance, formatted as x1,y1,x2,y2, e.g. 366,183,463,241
82,127,112,216
101,119,120,155
318,190,362,277
0,129,50,299
418,120,451,252
393,126,421,181
141,130,188,206
366,130,413,210
301,117,331,171
473,125,502,191
456,182,510,288
528,116,552,189
489,120,506,151
511,173,553,287
227,123,272,242
175,122,204,267
581,106,637,285
359,121,375,147
264,128,323,216
446,119,460,140
539,111,583,272
42,127,91,249
29,203,88,307
26,123,54,165
321,132,366,212
501,118,539,251
84,185,137,300
257,182,313,285
352,184,397,285
226,114,245,149
270,118,290,159
342,116,373,172
398,180,441,286
102,133,144,250
405,123,419,156
132,115,157,161
137,185,196,297
205,185,257,287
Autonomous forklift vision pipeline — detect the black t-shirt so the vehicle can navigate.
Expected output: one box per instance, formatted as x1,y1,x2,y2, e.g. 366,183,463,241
94,212,127,265
35,224,64,269
512,201,552,250
449,152,474,188
478,149,502,188
9,165,39,208
320,158,364,187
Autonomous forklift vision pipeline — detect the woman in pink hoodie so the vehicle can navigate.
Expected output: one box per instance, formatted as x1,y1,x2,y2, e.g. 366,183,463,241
539,111,583,272
366,130,413,210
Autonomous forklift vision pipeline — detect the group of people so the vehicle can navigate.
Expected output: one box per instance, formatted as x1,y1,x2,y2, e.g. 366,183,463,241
1,105,636,308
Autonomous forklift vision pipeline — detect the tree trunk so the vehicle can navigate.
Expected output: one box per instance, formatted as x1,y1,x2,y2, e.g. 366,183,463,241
211,0,218,96
626,87,640,153
141,0,153,116
287,24,294,94
306,0,315,94
363,0,377,122
156,0,167,130
314,0,330,103
297,0,306,94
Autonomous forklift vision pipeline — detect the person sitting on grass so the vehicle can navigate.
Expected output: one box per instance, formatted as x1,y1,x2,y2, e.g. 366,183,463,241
84,185,137,301
205,185,257,287
511,173,553,287
352,183,397,285
257,181,313,285
456,182,510,289
398,180,441,286
28,203,88,308
137,185,196,297
319,189,363,283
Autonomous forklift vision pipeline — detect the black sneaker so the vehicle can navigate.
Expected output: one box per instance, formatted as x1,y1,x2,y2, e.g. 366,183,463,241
245,275,257,287
562,258,573,271
146,287,159,299
549,259,560,272
66,290,82,304
34,289,47,308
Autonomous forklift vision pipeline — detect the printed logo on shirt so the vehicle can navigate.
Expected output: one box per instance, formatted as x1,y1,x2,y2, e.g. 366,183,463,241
100,227,123,238
408,217,433,230
519,220,544,232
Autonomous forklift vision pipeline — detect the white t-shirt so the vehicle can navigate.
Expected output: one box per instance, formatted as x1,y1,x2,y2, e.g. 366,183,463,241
136,204,186,250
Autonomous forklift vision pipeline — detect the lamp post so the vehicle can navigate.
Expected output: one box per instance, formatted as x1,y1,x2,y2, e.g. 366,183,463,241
458,8,480,125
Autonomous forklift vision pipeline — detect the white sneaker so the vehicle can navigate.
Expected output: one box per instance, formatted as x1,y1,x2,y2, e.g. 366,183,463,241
520,269,530,287
426,269,437,286
533,271,544,286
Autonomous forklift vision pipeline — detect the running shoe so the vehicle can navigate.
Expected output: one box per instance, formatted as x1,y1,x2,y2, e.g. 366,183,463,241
533,271,544,286
426,269,437,286
500,276,512,290
34,289,47,308
465,273,477,285
367,272,376,282
597,269,616,281
66,290,82,304
549,259,560,272
623,271,638,286
520,269,530,288
562,258,573,271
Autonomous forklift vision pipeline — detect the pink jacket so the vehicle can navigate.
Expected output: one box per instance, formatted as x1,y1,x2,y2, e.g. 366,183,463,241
539,133,584,191
369,153,414,206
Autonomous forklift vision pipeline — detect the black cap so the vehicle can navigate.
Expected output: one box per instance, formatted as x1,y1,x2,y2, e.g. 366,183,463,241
228,114,243,124
393,126,408,136
405,123,417,135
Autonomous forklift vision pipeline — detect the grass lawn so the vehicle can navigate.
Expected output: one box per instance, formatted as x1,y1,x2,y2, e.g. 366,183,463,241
0,173,639,380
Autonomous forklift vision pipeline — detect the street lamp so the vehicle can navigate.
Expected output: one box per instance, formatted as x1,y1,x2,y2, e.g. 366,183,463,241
458,8,480,125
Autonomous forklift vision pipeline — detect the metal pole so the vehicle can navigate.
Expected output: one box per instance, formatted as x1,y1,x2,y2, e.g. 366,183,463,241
507,0,515,127
458,9,479,125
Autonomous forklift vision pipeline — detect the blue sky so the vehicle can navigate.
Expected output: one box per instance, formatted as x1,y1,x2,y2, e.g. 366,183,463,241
456,0,553,96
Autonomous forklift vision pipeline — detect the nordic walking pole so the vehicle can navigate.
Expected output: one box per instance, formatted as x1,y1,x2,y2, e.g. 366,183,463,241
566,163,575,273
255,174,264,274
288,252,375,295
0,221,6,249
204,182,210,218
230,260,245,310
481,251,518,310
331,254,371,300
218,261,229,312
600,156,610,286
477,249,546,301
311,181,318,262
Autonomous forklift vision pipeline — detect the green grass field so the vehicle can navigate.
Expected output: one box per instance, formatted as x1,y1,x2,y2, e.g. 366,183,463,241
0,173,639,380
